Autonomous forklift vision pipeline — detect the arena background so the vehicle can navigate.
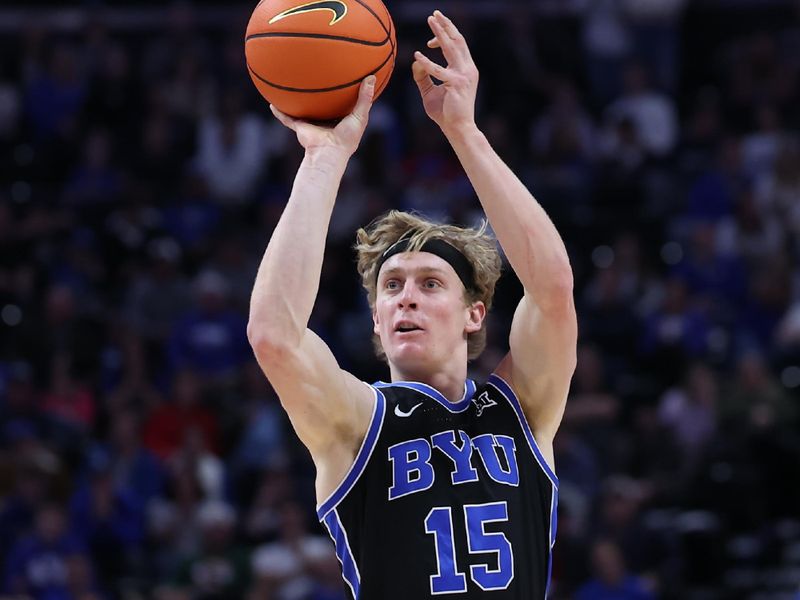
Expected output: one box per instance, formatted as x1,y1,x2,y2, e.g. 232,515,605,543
1,0,799,598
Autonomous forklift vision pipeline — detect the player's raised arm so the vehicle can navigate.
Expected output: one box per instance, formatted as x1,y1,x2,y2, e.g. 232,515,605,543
413,12,577,456
247,78,376,478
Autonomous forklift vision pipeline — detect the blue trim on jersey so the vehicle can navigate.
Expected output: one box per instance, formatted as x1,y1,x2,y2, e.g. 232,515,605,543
487,374,559,488
545,485,558,598
324,509,360,599
372,379,476,412
317,387,386,520
550,486,558,550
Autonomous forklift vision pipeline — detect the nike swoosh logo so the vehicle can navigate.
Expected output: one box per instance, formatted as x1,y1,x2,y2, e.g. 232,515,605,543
268,0,348,26
394,402,423,418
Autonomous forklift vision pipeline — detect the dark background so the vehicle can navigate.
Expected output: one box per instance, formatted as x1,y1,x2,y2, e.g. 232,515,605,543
0,0,799,598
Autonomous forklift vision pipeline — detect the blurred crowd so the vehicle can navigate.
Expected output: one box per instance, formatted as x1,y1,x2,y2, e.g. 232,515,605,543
0,0,799,599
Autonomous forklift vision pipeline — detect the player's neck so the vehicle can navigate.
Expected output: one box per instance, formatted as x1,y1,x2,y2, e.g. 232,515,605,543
389,365,468,404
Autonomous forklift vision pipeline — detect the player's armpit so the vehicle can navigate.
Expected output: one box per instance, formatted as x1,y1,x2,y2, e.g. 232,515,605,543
251,328,374,461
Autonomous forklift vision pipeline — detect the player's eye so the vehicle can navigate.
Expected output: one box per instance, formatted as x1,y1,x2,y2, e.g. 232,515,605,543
423,279,441,289
385,279,400,290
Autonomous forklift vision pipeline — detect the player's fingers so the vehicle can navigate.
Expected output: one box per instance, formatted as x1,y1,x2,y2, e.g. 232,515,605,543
360,75,376,102
426,37,440,49
426,14,461,67
411,59,436,95
413,51,453,83
433,10,463,42
351,75,376,122
270,104,297,130
433,10,473,63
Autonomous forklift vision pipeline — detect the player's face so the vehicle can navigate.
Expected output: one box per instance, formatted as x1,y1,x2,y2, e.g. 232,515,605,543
373,252,484,373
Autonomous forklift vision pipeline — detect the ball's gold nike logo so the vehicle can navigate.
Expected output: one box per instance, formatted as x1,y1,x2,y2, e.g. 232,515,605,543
268,0,348,26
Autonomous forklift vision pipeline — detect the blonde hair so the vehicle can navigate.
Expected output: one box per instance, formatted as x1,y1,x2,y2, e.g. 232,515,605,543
355,210,502,360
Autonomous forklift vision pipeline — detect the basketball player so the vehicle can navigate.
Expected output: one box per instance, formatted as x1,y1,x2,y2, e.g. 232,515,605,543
248,10,577,599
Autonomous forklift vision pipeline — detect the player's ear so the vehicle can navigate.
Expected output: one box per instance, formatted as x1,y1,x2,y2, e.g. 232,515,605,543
465,301,486,334
373,306,381,335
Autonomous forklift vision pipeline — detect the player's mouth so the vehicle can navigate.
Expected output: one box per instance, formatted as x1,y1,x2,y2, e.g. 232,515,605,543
394,320,424,334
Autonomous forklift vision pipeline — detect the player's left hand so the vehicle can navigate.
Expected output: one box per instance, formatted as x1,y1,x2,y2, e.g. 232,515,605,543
412,11,478,137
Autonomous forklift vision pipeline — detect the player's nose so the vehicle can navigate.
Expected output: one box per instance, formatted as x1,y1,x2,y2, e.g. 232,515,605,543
397,281,418,308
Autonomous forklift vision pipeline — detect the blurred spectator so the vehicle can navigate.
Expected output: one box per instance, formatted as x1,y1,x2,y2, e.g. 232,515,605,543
657,362,718,472
15,283,105,387
741,104,784,179
166,270,250,381
720,351,797,431
69,451,145,591
241,468,293,546
737,252,792,350
146,468,206,573
576,539,656,600
62,129,123,206
528,81,596,224
3,504,94,599
562,344,621,469
553,428,602,529
193,88,269,204
592,476,669,580
639,277,711,387
231,361,288,485
161,48,215,121
168,421,226,501
400,122,464,221
671,221,748,321
303,539,345,600
0,67,21,141
205,235,259,313
581,0,632,107
532,81,596,168
41,353,96,434
102,407,166,505
24,42,86,141
678,86,724,177
580,263,641,363
755,137,800,239
716,188,784,265
83,40,141,145
123,237,191,347
621,0,687,93
775,299,800,358
161,172,223,255
250,502,335,600
143,368,219,461
173,500,251,600
602,61,678,159
0,460,51,559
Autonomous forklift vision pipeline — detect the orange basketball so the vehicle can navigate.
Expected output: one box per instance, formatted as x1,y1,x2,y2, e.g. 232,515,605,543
244,0,396,121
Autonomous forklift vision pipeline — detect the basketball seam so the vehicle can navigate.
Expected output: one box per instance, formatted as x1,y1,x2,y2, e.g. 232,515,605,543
351,0,390,36
371,0,395,57
246,31,388,46
247,45,394,93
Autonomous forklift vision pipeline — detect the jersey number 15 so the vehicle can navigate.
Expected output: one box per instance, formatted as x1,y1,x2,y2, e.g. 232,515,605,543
424,500,514,594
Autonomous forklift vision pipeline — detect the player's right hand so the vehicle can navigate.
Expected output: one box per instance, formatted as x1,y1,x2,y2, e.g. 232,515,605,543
270,75,375,158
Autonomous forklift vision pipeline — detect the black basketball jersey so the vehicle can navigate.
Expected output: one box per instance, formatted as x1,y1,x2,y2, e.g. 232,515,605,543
316,374,558,599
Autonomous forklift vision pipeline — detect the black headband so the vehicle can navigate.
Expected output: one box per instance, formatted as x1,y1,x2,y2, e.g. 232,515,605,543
375,237,476,292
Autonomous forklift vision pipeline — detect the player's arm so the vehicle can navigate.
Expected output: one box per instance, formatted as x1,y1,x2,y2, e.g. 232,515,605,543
413,12,577,453
247,78,377,470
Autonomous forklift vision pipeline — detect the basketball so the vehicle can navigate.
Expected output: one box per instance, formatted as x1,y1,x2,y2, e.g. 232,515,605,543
244,0,396,120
